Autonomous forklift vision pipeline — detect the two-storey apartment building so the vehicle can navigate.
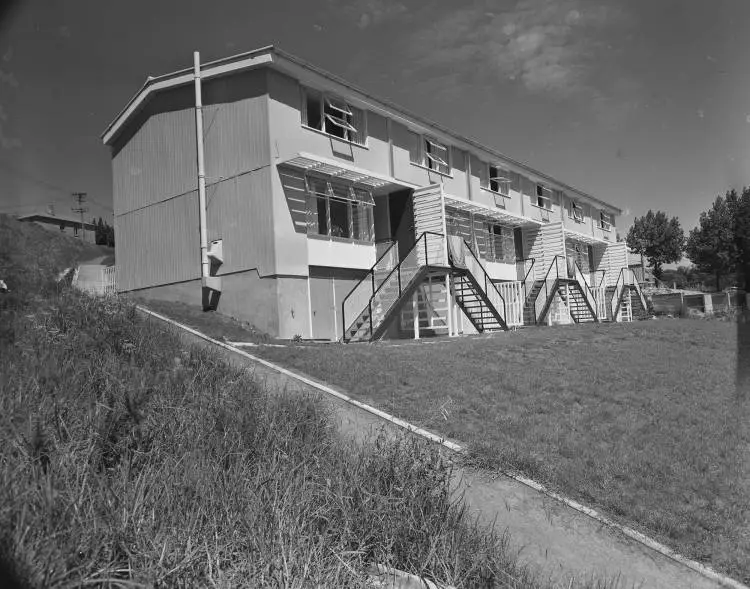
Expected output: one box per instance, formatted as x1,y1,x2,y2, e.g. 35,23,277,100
102,46,645,340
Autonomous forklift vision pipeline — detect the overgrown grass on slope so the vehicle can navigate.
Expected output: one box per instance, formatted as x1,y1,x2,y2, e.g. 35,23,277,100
0,214,110,291
0,249,615,587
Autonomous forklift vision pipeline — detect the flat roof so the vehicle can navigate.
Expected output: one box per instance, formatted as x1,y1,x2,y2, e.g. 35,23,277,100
102,45,622,214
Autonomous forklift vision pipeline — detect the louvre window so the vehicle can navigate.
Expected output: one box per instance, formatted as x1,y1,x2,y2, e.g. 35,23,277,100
599,211,612,231
483,164,510,195
301,86,366,145
484,223,516,264
424,138,450,175
536,184,552,210
570,200,584,222
305,176,374,242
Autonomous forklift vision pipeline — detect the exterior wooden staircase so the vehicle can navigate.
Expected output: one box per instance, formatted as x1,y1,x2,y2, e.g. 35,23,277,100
558,281,596,323
453,272,505,332
610,268,648,323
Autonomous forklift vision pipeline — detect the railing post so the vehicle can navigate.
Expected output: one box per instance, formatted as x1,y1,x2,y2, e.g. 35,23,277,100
371,272,375,298
398,267,402,297
369,301,373,338
424,234,428,266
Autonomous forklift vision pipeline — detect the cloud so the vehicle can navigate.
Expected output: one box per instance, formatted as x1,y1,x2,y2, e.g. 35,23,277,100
331,0,409,29
406,0,631,98
332,0,641,128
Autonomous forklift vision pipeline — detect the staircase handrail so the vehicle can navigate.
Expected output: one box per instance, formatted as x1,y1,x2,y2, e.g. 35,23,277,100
342,232,445,341
628,268,648,315
461,239,508,326
591,269,606,289
573,260,600,322
516,257,536,302
341,239,400,339
533,255,562,324
610,267,627,320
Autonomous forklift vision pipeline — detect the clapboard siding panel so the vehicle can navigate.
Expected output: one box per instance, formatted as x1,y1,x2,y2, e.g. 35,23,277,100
116,193,200,291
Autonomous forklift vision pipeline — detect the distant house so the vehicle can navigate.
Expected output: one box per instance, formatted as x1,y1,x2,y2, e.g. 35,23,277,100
17,212,96,243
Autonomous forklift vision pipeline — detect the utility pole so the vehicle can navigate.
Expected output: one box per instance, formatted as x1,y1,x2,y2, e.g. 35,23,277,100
71,192,88,241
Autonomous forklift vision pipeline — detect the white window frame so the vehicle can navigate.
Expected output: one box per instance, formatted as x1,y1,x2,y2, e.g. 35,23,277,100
301,86,367,146
409,133,452,176
599,211,612,232
304,176,374,242
423,137,450,175
535,184,553,211
570,200,584,223
482,163,511,197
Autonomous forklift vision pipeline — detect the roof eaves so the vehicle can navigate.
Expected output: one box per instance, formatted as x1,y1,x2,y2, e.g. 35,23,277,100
102,44,622,214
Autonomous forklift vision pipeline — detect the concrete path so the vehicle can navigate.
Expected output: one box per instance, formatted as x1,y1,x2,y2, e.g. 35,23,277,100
140,309,744,589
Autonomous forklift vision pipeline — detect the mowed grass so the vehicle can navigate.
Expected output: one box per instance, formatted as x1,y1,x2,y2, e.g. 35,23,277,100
253,320,750,583
1,215,620,588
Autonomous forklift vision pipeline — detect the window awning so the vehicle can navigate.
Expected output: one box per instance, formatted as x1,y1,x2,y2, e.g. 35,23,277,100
564,228,611,245
280,153,405,190
444,194,541,228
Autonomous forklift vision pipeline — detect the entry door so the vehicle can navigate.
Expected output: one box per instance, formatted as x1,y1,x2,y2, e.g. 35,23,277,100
309,270,335,340
389,189,415,261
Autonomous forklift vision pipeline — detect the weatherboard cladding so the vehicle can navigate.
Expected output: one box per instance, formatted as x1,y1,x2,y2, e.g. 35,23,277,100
202,70,270,182
206,167,275,276
112,93,198,217
116,193,200,292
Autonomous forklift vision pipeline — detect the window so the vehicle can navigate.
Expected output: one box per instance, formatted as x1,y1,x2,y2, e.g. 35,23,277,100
484,223,515,264
408,133,452,175
301,86,366,145
569,200,584,223
599,211,612,231
536,184,552,210
481,163,511,197
305,176,374,242
59,223,65,232
73,225,79,237
424,138,450,175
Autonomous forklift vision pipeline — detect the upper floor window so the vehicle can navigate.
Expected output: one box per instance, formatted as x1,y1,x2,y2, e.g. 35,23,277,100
536,184,553,210
305,176,374,242
408,132,451,176
481,163,511,197
569,200,584,223
301,86,367,146
599,211,612,231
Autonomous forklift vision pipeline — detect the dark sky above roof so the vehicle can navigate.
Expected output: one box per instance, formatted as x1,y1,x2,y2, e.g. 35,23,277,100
0,0,747,253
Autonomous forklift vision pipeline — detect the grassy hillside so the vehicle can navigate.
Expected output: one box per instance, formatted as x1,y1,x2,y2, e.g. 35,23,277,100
0,214,111,292
0,217,613,587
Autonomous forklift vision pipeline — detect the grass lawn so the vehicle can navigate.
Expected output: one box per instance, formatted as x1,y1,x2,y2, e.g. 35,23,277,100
251,320,749,583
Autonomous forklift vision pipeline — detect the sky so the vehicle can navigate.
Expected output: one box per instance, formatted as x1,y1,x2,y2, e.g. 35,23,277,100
0,0,748,257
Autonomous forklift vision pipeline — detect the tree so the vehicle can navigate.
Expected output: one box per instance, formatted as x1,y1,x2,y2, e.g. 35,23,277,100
685,190,742,291
626,210,684,280
735,187,750,291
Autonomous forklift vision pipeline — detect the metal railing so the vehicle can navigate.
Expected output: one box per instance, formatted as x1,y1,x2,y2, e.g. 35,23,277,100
342,232,445,341
516,257,536,302
572,261,599,321
611,268,626,321
590,269,606,289
611,268,648,321
341,240,399,340
533,256,563,325
461,239,508,328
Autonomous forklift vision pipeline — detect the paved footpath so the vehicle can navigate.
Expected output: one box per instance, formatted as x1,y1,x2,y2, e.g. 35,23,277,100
144,311,743,589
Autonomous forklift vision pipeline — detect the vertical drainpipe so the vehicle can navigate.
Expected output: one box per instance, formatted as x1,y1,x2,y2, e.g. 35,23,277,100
193,51,210,296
